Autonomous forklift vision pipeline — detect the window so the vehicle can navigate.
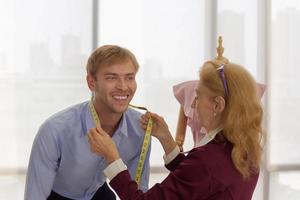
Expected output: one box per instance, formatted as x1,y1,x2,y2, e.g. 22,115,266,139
269,0,300,198
1,0,300,199
0,0,92,169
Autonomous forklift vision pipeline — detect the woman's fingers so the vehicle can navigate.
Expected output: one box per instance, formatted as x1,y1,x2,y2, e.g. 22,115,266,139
87,132,93,145
141,113,150,122
87,133,98,153
88,128,97,141
95,125,107,136
141,112,160,122
150,112,163,122
88,128,104,153
95,124,101,133
140,112,151,130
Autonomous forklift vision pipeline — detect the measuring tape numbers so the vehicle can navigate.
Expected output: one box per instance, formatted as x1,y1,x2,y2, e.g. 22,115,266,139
134,116,152,185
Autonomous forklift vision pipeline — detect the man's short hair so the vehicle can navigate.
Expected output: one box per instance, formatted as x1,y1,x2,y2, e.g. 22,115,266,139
86,45,139,78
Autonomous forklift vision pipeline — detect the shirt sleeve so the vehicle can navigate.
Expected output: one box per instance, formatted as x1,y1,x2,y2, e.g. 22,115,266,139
24,121,61,200
163,145,180,165
104,159,127,180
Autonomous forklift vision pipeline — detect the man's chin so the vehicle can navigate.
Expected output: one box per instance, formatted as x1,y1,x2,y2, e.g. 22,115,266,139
111,104,129,114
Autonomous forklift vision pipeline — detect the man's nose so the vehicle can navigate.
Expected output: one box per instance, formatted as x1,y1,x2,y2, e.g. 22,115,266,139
116,79,128,90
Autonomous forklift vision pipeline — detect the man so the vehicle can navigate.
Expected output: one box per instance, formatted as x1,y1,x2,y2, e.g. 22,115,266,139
25,45,151,200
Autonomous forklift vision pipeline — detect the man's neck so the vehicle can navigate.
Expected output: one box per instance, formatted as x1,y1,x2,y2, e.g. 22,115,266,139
93,102,123,137
99,113,123,136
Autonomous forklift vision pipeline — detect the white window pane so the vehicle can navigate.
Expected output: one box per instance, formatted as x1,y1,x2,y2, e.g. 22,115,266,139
217,0,259,79
270,1,300,165
0,0,92,168
0,174,25,200
252,170,264,200
99,0,205,166
270,171,300,199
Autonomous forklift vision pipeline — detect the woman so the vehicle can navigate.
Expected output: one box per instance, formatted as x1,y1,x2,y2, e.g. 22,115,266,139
88,60,265,200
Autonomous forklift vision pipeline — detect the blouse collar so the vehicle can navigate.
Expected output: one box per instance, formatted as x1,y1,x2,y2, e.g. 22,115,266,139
196,126,223,147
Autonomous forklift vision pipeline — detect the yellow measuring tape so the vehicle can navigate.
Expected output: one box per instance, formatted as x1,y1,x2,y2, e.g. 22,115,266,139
88,101,152,186
134,118,152,185
89,101,101,127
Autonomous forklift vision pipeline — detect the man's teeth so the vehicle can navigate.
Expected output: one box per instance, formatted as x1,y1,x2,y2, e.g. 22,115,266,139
113,95,127,100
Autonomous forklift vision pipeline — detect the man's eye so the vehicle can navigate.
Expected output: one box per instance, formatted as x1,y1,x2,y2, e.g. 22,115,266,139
127,76,135,81
106,76,116,80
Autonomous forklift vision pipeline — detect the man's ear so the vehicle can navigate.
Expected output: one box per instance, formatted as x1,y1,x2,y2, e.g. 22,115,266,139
214,96,226,114
86,74,96,91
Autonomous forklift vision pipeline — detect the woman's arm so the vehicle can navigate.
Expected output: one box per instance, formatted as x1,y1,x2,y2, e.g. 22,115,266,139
106,149,211,200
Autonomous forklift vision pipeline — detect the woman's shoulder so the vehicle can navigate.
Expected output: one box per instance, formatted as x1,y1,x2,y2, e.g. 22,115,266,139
188,141,234,169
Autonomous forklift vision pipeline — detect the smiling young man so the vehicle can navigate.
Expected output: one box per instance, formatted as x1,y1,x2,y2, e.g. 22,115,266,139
25,45,151,200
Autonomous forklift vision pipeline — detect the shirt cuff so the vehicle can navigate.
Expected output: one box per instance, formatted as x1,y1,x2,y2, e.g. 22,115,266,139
163,145,180,165
103,159,127,180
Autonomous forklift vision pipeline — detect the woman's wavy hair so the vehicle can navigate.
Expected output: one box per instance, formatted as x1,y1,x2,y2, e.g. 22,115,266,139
200,61,265,179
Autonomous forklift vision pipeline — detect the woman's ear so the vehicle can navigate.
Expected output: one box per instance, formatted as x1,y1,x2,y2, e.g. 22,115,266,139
214,96,226,114
86,74,96,91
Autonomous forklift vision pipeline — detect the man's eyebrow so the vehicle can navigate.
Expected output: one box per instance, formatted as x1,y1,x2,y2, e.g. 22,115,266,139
125,73,136,76
104,73,118,76
104,72,135,76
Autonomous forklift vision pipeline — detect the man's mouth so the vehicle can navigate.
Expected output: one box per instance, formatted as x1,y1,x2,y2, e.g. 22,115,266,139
113,95,129,100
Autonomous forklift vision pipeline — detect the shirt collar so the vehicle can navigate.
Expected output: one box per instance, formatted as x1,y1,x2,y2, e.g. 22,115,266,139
196,126,223,147
83,102,129,137
113,112,128,137
207,127,223,139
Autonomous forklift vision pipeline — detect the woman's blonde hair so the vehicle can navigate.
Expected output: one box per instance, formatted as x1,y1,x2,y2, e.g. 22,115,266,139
200,61,264,178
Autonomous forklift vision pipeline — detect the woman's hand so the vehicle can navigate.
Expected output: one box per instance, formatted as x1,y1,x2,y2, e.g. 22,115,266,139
140,112,171,141
140,112,177,154
87,126,120,164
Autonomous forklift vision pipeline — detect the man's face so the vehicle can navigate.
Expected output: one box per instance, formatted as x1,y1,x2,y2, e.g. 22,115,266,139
90,60,137,114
